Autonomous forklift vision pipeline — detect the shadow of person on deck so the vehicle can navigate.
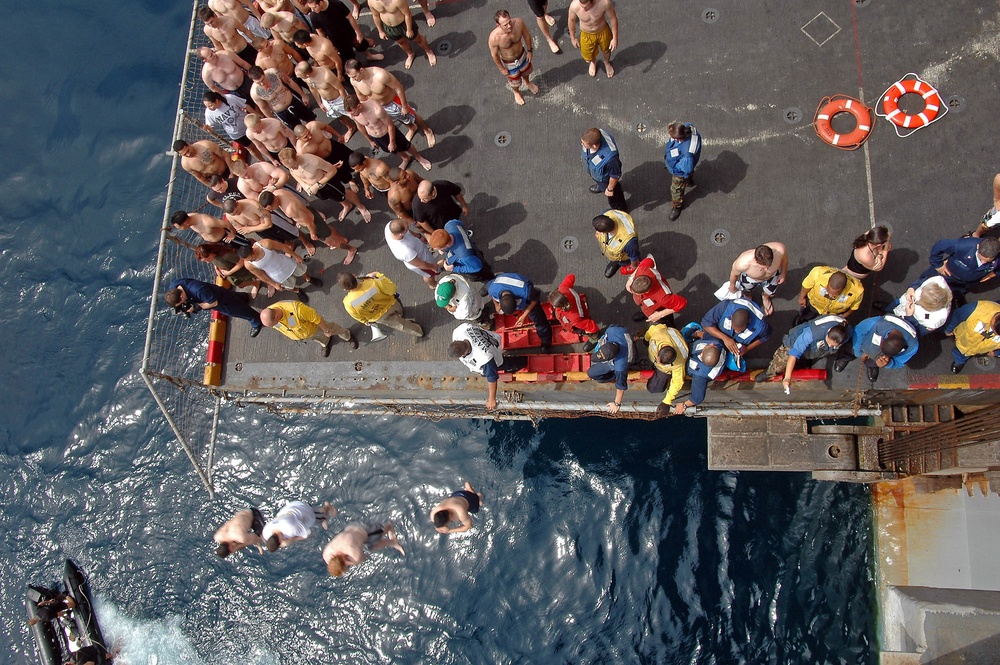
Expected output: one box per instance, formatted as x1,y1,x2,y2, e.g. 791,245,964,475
466,194,528,250
642,231,698,280
684,150,749,205
611,41,667,75
425,105,477,136
623,161,672,213
493,238,559,286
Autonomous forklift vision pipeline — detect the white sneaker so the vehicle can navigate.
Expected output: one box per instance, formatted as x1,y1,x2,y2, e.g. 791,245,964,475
370,324,387,342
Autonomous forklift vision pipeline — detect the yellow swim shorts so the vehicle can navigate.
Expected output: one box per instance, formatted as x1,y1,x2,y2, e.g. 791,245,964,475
580,24,612,62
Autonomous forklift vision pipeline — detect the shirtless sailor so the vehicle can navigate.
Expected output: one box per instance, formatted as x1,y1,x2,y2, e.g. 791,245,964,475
244,112,295,163
386,167,425,225
173,139,231,186
293,29,343,79
349,152,393,199
199,47,255,105
430,481,483,533
344,95,432,171
259,9,310,47
345,59,436,147
369,0,437,70
294,61,358,140
229,158,290,200
293,119,345,158
170,210,245,245
249,65,315,129
322,521,405,577
488,10,539,106
279,147,372,222
259,189,359,264
568,0,619,78
200,6,260,64
255,37,303,83
208,0,271,40
214,508,267,557
727,242,789,316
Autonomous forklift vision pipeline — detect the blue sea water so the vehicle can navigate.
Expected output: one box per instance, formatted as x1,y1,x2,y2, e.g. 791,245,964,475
0,1,875,663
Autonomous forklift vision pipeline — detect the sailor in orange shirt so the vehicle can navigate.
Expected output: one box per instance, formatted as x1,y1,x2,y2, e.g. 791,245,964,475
625,256,687,325
547,274,602,351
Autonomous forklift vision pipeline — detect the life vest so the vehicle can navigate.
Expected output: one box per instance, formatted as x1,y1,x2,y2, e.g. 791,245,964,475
664,124,702,177
687,340,726,379
556,286,589,328
861,315,917,357
646,325,688,373
782,315,847,360
595,326,636,364
453,323,503,374
720,298,767,344
271,300,319,340
597,210,637,262
953,301,1000,357
583,129,620,183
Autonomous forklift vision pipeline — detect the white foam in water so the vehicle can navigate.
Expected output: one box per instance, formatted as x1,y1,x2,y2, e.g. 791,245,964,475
94,596,280,665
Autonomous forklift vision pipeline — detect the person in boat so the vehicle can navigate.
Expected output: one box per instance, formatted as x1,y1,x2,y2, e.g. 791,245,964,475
214,508,267,557
64,643,114,665
27,593,76,626
430,481,483,533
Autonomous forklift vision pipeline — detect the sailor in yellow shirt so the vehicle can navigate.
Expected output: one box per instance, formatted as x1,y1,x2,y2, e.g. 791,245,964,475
643,324,689,416
593,210,640,277
795,266,864,325
260,301,357,356
337,271,423,341
944,300,1000,373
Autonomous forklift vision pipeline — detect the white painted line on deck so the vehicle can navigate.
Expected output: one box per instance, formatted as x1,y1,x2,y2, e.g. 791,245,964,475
860,86,876,229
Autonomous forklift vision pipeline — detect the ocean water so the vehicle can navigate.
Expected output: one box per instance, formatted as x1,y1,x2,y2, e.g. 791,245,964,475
0,1,875,663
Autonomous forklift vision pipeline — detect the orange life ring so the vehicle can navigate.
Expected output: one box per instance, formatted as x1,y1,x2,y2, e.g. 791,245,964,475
813,95,873,150
882,78,943,129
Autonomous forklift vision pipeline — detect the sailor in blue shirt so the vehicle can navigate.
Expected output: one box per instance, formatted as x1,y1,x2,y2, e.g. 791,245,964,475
581,127,627,212
700,298,772,357
919,236,1000,298
663,121,702,220
756,315,852,390
672,336,726,416
486,272,553,350
164,277,263,337
586,325,634,414
834,315,918,382
429,219,494,282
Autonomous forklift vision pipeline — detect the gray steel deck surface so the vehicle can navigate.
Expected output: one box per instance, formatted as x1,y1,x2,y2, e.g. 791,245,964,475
222,0,999,403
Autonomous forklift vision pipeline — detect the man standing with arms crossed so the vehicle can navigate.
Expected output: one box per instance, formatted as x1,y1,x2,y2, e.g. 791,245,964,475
488,10,539,107
568,0,618,78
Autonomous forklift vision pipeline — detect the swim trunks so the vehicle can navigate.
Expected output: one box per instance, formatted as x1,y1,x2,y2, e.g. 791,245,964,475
450,489,481,514
526,0,548,18
250,507,266,537
363,521,386,548
735,271,781,296
383,95,416,125
580,23,612,62
383,21,413,42
302,205,333,240
321,95,348,119
371,130,412,155
503,51,532,84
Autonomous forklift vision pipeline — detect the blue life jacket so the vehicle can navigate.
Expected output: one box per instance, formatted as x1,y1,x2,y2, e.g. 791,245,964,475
663,124,702,178
783,315,851,360
582,129,621,184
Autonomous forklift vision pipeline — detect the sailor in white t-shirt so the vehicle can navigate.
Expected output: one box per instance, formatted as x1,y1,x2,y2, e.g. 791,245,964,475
384,219,440,288
262,500,337,551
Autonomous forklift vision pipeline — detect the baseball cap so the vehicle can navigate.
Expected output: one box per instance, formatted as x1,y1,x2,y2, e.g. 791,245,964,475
435,280,456,307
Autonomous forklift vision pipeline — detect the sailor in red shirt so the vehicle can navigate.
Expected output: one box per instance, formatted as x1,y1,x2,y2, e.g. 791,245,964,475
626,256,687,325
547,274,602,352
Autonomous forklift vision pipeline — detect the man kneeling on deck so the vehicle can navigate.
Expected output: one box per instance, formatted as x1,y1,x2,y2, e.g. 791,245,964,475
672,332,727,416
755,315,852,393
642,324,688,418
260,301,358,356
449,323,527,410
587,324,634,415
